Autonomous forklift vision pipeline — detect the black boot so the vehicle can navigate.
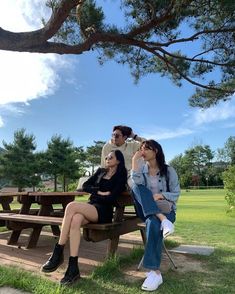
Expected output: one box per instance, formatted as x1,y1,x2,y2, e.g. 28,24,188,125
41,243,64,272
60,256,80,286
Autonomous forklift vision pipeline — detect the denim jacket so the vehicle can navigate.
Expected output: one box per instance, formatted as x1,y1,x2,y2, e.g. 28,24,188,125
131,163,180,211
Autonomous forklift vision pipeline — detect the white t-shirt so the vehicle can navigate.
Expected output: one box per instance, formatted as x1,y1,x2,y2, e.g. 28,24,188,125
149,174,158,195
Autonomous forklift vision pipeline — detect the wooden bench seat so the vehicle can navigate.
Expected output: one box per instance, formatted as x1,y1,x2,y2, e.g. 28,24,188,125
0,213,123,229
0,213,63,226
0,213,140,255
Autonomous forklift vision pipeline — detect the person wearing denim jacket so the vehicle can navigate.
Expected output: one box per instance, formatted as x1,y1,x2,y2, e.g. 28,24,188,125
131,140,180,291
131,164,180,212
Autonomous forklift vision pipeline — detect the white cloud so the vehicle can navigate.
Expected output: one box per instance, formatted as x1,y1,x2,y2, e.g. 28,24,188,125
0,52,66,105
140,97,235,141
0,1,69,109
0,104,25,115
0,0,50,32
142,127,194,140
192,101,235,126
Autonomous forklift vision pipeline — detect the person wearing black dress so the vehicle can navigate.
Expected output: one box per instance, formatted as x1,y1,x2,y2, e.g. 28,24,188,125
41,150,127,285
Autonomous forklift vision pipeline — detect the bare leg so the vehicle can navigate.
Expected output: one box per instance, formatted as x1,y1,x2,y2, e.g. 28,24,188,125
58,202,98,245
69,214,88,256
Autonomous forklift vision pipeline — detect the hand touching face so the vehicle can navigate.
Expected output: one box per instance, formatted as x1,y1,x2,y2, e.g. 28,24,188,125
132,150,143,162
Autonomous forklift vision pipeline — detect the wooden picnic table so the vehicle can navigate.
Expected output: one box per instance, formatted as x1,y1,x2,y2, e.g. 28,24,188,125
0,191,141,256
0,191,85,248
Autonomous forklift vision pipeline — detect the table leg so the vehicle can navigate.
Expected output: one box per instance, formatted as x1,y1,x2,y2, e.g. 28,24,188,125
7,202,33,245
106,205,124,256
18,195,35,214
107,236,120,257
26,226,43,249
39,204,60,236
19,203,32,214
51,225,60,236
1,196,13,211
1,202,11,211
8,230,22,245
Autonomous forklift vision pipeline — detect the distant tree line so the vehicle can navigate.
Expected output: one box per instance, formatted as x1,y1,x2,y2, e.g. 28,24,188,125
169,136,235,212
169,137,235,188
0,129,105,192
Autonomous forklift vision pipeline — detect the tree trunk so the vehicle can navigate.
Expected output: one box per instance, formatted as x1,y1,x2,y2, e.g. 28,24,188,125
54,175,57,192
63,175,66,192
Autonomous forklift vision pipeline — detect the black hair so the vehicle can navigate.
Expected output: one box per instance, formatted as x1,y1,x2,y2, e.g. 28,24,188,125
113,125,132,138
109,150,127,180
140,140,168,177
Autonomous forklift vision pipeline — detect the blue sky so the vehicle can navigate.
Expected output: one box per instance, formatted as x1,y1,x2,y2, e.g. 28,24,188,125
0,1,234,162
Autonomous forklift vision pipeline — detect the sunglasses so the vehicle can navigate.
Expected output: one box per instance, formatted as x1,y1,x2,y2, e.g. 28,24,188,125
105,155,114,160
112,133,122,138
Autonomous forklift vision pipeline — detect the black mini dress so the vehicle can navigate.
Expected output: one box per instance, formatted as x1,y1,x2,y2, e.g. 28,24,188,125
82,168,127,224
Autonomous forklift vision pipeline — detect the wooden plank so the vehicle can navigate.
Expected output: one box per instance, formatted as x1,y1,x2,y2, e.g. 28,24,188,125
83,222,121,230
28,192,88,197
0,213,123,230
83,216,140,243
0,213,63,226
0,192,28,197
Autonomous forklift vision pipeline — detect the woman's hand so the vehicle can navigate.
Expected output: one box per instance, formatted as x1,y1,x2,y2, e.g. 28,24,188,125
132,150,143,162
97,191,111,196
153,193,164,201
132,150,143,171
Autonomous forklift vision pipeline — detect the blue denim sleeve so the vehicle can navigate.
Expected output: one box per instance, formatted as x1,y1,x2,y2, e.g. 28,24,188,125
130,170,145,185
162,166,180,202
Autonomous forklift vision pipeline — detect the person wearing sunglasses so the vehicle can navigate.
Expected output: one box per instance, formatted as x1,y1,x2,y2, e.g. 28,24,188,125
131,140,180,291
41,150,127,285
101,125,145,183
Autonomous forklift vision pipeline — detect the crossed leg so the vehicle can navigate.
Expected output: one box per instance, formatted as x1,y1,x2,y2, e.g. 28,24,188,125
58,201,98,256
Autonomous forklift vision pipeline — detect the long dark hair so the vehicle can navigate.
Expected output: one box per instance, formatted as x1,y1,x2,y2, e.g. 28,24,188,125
140,140,168,177
110,150,127,180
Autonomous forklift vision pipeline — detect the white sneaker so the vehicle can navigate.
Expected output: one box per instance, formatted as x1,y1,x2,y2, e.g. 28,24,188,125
161,219,174,238
141,271,163,291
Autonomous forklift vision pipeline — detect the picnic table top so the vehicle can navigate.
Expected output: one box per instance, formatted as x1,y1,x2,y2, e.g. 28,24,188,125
0,191,88,197
0,191,131,197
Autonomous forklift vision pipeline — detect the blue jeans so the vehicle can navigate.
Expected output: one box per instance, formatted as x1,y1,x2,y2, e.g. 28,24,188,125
132,184,176,270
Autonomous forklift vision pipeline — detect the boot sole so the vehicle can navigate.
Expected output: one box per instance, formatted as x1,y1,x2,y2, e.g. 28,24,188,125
60,274,80,286
41,259,64,273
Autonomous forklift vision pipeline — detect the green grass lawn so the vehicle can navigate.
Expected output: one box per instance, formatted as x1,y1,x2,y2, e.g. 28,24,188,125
0,189,235,293
177,189,235,247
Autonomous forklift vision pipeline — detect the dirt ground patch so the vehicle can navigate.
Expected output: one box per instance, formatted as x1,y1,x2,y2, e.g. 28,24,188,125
0,230,211,284
123,252,208,283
